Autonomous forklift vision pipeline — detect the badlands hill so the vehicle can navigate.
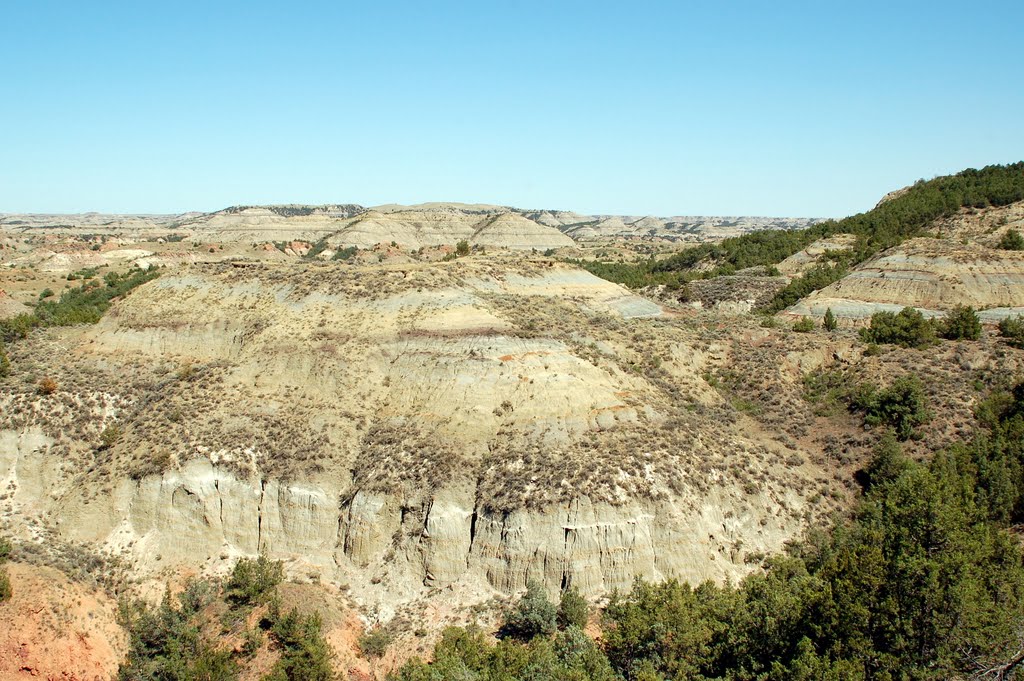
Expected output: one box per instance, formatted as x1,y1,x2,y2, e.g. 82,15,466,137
1,256,846,615
783,200,1024,322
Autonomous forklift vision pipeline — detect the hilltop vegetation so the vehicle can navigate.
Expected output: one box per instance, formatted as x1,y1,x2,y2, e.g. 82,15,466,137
0,266,159,376
576,162,1024,311
1,266,159,343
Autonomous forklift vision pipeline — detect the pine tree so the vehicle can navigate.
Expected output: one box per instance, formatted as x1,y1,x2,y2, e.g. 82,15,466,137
503,581,557,640
823,307,838,331
557,585,589,630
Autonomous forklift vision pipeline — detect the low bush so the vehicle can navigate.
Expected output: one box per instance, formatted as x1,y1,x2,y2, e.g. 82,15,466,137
999,229,1024,250
37,377,58,395
792,316,815,333
999,315,1024,348
224,555,283,607
359,627,393,659
501,580,557,641
859,306,936,348
940,305,982,340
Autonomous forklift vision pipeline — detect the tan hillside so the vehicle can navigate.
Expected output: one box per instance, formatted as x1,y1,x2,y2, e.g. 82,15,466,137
0,291,30,319
179,206,357,243
332,206,573,251
469,212,575,250
331,207,481,249
785,235,1024,322
0,256,844,615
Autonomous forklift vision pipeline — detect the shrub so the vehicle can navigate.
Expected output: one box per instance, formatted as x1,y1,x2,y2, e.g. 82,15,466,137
502,580,557,640
99,424,123,449
999,315,1024,348
864,342,883,356
940,305,982,340
859,307,936,348
456,240,470,257
225,555,283,606
37,377,58,395
999,229,1024,250
0,536,10,602
0,314,39,343
823,307,838,331
792,317,815,333
267,608,336,680
332,246,358,261
359,626,393,659
0,342,9,379
854,375,932,440
557,585,589,630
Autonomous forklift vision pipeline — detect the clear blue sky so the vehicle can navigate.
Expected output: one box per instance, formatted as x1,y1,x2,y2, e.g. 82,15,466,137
2,1,1022,217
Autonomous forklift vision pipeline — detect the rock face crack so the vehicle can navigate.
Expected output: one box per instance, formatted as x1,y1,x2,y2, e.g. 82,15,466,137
467,502,479,561
256,479,267,552
561,499,576,590
215,480,224,529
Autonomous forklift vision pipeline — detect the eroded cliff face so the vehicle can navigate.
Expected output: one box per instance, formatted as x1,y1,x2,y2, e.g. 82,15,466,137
0,257,829,612
2,451,802,610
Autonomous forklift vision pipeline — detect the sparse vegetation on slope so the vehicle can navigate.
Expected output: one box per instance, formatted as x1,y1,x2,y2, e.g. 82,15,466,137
35,267,161,326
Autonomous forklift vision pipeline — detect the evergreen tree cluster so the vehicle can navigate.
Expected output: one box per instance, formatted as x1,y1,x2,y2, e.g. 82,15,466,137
999,229,1024,250
999,315,1024,348
118,556,336,681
